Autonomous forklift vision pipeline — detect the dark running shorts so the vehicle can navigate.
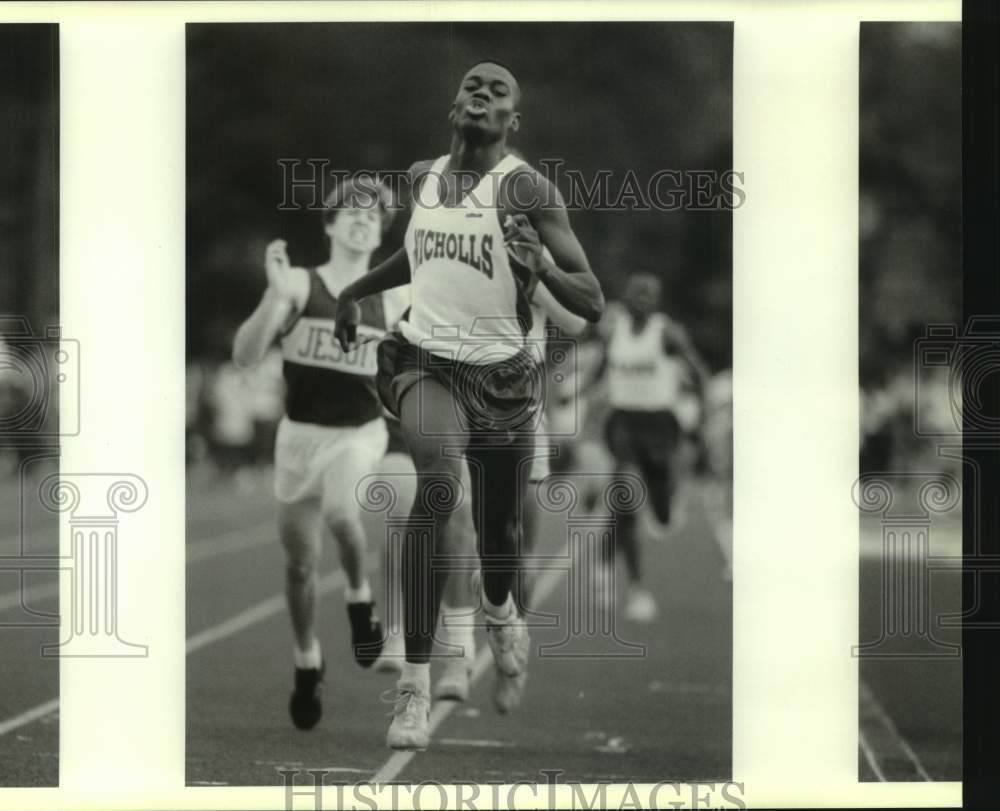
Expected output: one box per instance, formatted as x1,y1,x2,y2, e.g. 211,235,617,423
376,331,542,440
605,408,681,523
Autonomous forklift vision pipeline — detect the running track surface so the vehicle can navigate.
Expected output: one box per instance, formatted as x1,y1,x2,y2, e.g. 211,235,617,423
857,511,962,781
185,468,733,786
0,462,60,787
0,466,962,786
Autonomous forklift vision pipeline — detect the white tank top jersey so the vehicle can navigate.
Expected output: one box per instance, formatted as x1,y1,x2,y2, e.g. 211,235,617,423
383,284,411,330
402,153,532,365
526,247,554,344
607,310,686,411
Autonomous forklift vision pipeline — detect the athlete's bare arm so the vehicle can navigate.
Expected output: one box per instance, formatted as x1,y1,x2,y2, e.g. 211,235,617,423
663,318,709,396
580,303,619,391
502,169,605,323
233,239,309,368
532,280,588,337
333,161,433,351
332,247,410,349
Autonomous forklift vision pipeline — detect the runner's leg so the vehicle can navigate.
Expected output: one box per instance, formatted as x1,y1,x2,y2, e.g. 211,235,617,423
397,377,469,664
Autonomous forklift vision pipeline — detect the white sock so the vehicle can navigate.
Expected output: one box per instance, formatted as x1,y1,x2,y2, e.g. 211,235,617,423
344,579,372,604
483,592,516,623
400,662,430,694
440,604,475,656
293,640,322,669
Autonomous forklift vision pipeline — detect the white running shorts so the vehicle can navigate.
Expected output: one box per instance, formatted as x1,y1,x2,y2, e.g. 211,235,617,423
274,416,389,513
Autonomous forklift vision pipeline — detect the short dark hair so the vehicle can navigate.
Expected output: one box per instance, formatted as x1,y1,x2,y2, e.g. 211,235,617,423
467,59,519,83
322,176,396,232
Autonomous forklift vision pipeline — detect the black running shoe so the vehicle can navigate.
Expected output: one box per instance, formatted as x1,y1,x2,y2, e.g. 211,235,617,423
347,601,385,668
289,660,325,730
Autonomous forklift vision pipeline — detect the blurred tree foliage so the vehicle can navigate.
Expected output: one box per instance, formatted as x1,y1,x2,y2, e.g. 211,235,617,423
860,23,961,386
0,24,58,329
187,23,733,367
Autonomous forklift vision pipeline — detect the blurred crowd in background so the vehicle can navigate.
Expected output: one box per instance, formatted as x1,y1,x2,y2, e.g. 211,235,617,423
859,22,961,479
186,348,284,490
0,25,58,480
185,22,733,483
1,21,961,490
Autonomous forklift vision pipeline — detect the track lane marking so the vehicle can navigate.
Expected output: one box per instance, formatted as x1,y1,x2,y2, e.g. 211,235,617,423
0,524,319,738
185,522,273,565
438,738,514,748
0,698,59,738
859,680,932,781
371,561,565,784
858,729,886,782
0,521,273,616
186,569,344,654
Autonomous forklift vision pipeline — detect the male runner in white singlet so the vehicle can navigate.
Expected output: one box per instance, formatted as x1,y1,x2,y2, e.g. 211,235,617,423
334,61,604,750
232,179,395,731
433,244,588,713
601,271,706,622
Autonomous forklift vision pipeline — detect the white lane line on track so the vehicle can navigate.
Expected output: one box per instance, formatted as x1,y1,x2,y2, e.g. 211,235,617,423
858,729,886,782
0,522,273,615
0,698,59,738
371,561,565,784
186,522,273,565
0,523,302,738
859,680,932,781
438,738,514,748
187,569,344,655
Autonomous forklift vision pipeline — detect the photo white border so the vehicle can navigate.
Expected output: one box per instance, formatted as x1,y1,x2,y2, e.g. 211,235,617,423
0,1,963,808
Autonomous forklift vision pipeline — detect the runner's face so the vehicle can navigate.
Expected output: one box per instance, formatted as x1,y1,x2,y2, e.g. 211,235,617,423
451,63,520,141
327,204,382,254
624,275,661,316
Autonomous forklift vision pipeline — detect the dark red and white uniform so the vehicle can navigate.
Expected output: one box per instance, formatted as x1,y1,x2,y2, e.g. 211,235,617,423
274,268,390,507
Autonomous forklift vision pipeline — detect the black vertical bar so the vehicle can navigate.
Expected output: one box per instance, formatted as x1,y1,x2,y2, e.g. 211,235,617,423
963,1,1000,807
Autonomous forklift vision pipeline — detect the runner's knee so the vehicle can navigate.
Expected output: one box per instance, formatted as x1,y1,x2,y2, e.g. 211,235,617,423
279,511,320,573
321,496,362,528
414,471,463,519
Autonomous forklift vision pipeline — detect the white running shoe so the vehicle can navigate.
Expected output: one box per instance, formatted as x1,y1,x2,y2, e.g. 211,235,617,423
386,680,431,751
494,669,527,714
435,656,471,701
624,588,659,623
485,613,529,677
374,632,405,674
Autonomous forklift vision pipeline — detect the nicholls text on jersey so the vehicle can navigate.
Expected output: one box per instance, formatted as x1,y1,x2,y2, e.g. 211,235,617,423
411,227,494,278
